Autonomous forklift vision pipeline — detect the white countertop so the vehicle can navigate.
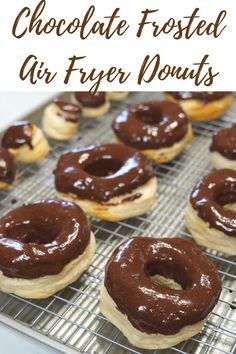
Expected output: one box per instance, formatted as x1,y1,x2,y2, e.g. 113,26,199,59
0,323,60,354
0,92,62,354
0,93,56,128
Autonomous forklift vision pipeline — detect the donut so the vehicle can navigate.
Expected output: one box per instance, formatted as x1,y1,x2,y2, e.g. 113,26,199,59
107,92,129,101
210,124,236,170
112,101,193,163
164,92,233,121
72,92,110,118
185,169,236,255
1,121,50,164
0,200,96,299
55,143,157,221
42,98,81,140
100,237,221,350
0,147,16,190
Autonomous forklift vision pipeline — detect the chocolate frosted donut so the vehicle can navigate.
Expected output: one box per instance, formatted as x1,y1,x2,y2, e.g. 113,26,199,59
112,101,193,163
55,144,154,202
113,101,189,149
1,121,49,164
190,169,236,237
42,98,81,141
74,92,106,107
53,99,81,123
165,92,233,121
72,92,110,118
167,92,230,103
0,147,16,189
2,121,33,149
100,237,221,349
186,169,236,255
0,200,90,278
55,143,157,221
0,200,96,298
210,124,236,170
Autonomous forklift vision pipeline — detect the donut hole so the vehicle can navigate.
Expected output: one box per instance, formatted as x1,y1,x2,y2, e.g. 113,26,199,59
145,262,192,290
224,204,236,211
136,106,163,124
150,274,182,290
5,222,59,244
217,191,236,211
85,158,123,177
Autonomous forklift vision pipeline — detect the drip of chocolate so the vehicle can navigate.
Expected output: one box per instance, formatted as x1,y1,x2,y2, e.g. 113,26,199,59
53,98,81,123
166,92,230,103
210,124,236,160
55,143,154,202
0,147,15,183
105,237,221,335
190,169,236,237
1,121,33,149
74,92,106,107
112,101,189,150
0,200,90,278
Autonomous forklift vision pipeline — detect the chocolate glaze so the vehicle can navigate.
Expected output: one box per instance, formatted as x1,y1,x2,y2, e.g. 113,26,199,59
0,200,90,278
190,169,236,237
54,98,81,123
230,300,236,310
167,92,230,103
105,237,221,335
122,193,142,203
210,124,236,160
55,143,154,203
74,92,106,108
0,147,15,183
2,121,33,150
104,193,143,206
112,101,189,150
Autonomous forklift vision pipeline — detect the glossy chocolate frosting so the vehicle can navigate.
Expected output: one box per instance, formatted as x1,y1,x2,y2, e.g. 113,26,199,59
112,101,189,150
0,200,90,278
2,121,33,150
105,237,221,335
54,98,81,123
190,169,236,237
74,92,106,107
167,92,230,103
0,147,15,183
210,124,236,160
55,143,154,203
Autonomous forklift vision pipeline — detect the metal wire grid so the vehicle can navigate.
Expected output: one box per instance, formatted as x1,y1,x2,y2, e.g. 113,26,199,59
0,92,235,354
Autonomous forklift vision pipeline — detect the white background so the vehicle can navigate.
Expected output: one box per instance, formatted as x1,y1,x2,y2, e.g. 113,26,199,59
0,322,60,354
0,0,235,91
0,92,55,128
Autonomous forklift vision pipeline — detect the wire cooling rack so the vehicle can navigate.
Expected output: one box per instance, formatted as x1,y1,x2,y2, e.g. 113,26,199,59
0,92,235,354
